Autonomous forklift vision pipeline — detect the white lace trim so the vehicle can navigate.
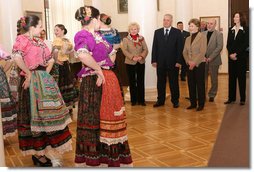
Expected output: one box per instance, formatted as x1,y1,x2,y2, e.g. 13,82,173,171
0,98,10,103
3,130,17,139
21,139,73,156
100,135,128,146
76,48,92,57
2,113,17,122
75,163,133,167
109,49,117,57
31,116,72,133
114,107,125,116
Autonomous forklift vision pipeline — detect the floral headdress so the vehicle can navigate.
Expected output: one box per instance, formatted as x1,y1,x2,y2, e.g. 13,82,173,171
20,16,26,27
83,6,92,22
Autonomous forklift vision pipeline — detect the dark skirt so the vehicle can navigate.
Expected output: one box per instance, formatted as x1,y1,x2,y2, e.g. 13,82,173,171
58,61,79,108
75,73,132,167
18,76,72,156
0,67,17,139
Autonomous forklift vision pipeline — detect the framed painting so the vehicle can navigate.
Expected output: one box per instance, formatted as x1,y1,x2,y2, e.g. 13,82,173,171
200,16,220,31
117,0,128,13
25,11,43,20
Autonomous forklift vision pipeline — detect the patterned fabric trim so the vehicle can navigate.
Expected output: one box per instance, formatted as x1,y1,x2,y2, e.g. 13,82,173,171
11,50,24,59
100,135,128,146
20,139,73,156
1,113,17,122
3,130,17,139
31,117,72,133
0,98,11,103
114,107,125,116
75,163,133,167
76,48,91,57
108,49,117,57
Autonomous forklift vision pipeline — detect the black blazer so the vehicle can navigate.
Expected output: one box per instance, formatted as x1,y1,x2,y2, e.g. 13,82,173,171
152,27,184,69
181,30,190,43
226,26,249,60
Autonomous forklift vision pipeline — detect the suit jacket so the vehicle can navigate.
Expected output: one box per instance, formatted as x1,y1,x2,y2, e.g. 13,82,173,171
181,30,190,43
204,30,223,66
122,35,148,65
183,32,207,67
152,27,184,69
227,26,249,60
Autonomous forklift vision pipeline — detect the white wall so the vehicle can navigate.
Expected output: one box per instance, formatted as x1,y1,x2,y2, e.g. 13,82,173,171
91,0,228,73
22,0,45,30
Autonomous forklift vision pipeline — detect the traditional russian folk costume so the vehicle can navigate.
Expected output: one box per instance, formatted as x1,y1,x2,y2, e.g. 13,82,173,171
12,35,72,156
99,28,125,101
74,30,132,167
51,37,79,109
0,46,17,139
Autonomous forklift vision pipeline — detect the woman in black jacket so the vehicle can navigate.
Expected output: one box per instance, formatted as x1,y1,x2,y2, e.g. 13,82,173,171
225,12,249,105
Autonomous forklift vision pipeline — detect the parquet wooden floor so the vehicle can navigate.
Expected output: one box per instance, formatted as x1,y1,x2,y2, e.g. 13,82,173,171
4,75,231,167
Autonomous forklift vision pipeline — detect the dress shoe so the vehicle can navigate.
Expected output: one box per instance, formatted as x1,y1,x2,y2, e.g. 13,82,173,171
173,103,179,108
209,97,214,102
139,102,146,106
187,105,196,109
224,100,235,104
196,106,204,111
32,155,52,167
131,102,137,106
153,102,164,107
240,101,245,105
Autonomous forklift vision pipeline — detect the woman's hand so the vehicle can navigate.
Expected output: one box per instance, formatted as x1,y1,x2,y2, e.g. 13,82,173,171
92,69,105,87
188,61,196,70
23,72,31,89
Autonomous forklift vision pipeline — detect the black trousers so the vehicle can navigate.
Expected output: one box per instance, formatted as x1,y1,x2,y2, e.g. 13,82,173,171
180,60,187,79
126,63,145,104
156,67,179,105
187,62,205,107
228,59,247,102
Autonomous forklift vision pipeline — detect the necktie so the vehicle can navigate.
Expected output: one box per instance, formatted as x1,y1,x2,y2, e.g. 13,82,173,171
165,29,169,41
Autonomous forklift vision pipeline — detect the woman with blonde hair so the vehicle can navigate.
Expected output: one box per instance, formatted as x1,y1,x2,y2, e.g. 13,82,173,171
122,22,148,106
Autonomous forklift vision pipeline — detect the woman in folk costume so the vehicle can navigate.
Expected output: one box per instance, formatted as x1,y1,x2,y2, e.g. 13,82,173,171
52,24,79,114
98,13,125,101
12,15,72,167
0,45,17,139
74,6,132,167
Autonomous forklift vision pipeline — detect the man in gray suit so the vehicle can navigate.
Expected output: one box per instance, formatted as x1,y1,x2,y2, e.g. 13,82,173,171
204,19,223,102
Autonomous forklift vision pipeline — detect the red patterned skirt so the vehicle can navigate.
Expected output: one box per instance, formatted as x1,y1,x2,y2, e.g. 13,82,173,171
75,71,132,167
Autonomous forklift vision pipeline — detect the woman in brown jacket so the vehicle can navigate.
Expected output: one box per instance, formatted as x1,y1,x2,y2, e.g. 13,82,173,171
183,18,207,111
122,22,148,106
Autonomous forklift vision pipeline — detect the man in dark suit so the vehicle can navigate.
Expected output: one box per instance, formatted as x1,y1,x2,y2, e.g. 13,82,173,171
177,21,190,81
152,14,184,108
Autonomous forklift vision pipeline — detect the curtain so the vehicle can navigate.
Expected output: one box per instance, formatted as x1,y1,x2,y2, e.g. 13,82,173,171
48,0,84,43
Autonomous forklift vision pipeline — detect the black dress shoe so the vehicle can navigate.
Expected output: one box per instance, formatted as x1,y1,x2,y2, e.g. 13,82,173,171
196,106,204,111
173,103,179,108
153,102,164,107
224,100,235,104
209,97,214,102
139,102,146,106
187,105,196,109
131,102,137,106
240,101,245,105
32,155,52,167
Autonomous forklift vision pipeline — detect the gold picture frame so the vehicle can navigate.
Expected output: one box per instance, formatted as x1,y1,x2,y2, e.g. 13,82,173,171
200,16,220,31
25,11,43,20
117,0,128,14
